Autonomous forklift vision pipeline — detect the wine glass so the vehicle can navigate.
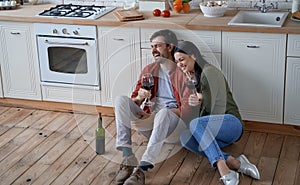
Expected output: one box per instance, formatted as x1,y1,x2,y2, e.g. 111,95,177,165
185,72,198,95
141,73,154,106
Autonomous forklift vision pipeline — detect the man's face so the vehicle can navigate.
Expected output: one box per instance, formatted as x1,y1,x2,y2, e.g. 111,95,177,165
151,36,172,63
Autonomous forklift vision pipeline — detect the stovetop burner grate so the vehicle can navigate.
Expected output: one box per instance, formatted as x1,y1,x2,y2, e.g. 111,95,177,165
38,4,116,20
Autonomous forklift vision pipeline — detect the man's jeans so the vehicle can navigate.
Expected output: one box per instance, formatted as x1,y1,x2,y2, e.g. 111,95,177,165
114,95,187,166
180,114,242,166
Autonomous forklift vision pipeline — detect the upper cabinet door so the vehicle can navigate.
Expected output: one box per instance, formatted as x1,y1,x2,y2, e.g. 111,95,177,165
0,22,41,100
98,26,141,107
222,32,286,124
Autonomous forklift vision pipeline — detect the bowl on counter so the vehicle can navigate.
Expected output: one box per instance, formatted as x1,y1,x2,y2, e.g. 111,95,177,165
0,0,17,10
199,1,228,17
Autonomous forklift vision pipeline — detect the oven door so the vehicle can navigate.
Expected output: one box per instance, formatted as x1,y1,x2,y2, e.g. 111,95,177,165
37,36,99,88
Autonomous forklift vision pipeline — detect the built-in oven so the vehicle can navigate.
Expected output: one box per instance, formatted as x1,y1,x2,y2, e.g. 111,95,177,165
35,23,100,89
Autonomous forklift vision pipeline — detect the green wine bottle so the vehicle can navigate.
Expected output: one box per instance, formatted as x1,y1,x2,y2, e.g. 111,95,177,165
95,114,105,155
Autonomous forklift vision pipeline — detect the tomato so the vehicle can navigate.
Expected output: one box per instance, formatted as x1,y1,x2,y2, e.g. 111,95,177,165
153,9,161,16
161,10,171,17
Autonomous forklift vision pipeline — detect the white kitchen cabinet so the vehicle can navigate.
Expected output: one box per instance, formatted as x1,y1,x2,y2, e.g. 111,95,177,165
98,26,141,107
285,34,300,126
222,32,286,124
0,22,41,100
140,28,222,69
0,21,41,100
0,26,4,98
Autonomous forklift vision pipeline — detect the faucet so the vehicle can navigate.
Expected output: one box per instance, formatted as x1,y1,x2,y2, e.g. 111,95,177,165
254,0,275,13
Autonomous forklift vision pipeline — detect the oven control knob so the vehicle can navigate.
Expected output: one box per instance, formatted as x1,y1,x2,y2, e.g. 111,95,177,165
52,29,58,34
73,30,79,35
62,28,69,35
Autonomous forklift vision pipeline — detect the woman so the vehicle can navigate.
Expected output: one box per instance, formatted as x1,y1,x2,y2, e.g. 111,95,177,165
174,41,260,185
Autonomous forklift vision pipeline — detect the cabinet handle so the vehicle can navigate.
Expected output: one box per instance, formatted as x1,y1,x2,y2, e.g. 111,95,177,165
113,38,125,41
10,32,20,35
247,45,260,48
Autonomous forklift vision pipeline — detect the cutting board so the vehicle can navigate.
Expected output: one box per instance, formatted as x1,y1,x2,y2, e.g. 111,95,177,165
114,9,144,21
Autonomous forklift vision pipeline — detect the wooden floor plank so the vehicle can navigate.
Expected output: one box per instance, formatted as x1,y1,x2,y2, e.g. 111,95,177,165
0,110,48,148
143,143,176,185
70,137,117,185
0,111,60,162
30,138,90,185
170,150,203,185
0,108,34,135
273,136,300,185
26,114,95,185
148,146,188,185
189,157,216,185
239,132,267,185
0,112,68,175
0,106,10,115
252,134,285,185
0,113,79,185
11,114,90,185
294,160,300,185
51,142,97,185
91,130,147,185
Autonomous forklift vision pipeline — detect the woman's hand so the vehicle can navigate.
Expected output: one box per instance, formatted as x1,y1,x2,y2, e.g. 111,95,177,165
188,93,203,106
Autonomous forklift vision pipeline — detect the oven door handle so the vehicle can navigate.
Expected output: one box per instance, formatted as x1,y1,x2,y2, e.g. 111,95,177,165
44,39,89,46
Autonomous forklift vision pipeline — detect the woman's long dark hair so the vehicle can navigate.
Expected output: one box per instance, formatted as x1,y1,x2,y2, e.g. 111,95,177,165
174,41,208,92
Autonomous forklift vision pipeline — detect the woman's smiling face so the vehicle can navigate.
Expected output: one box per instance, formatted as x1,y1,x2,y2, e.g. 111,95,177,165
174,52,195,74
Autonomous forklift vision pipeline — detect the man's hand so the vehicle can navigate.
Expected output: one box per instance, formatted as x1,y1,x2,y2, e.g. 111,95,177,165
133,88,152,105
136,111,151,120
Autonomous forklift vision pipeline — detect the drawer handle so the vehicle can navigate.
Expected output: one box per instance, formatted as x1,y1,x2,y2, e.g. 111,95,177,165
10,32,20,35
247,45,260,48
113,38,125,41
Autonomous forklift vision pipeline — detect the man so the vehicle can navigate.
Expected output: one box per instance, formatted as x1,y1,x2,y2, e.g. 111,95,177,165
114,29,193,185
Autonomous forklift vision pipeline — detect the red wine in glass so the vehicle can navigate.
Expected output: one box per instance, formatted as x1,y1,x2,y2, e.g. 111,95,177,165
141,73,154,106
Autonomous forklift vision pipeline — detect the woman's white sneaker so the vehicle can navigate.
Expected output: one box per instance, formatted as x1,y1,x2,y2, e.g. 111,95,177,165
220,170,239,185
237,154,260,180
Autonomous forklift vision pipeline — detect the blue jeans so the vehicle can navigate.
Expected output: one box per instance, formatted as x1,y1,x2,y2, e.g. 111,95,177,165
180,114,242,167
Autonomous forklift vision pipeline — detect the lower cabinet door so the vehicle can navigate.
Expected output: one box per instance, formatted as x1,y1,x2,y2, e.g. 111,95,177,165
285,57,300,126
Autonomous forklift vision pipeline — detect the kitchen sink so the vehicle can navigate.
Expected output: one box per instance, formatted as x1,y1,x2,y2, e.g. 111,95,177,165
228,11,289,27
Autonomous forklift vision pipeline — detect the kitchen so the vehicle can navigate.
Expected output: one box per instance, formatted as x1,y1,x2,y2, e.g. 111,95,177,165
0,0,300,184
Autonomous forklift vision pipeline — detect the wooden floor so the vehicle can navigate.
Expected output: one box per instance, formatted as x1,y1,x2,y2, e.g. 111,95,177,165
0,106,300,185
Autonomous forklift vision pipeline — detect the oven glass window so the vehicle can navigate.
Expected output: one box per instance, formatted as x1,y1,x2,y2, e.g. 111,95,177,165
48,47,88,74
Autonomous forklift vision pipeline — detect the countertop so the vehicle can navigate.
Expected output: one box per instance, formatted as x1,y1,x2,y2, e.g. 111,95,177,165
0,3,300,34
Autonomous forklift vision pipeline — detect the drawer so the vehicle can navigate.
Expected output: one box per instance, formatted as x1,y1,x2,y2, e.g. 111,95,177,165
287,34,300,57
141,28,221,53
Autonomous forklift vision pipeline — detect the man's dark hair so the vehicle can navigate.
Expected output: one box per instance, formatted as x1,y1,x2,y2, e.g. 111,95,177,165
150,29,178,47
150,29,178,60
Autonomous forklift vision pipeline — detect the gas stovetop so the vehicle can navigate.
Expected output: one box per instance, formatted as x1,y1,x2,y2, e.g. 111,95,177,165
38,4,116,20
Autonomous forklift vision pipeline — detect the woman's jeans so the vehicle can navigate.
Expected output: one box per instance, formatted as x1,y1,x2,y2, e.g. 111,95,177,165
180,114,242,167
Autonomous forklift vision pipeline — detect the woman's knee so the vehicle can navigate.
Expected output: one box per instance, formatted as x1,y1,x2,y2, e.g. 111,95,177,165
189,117,205,133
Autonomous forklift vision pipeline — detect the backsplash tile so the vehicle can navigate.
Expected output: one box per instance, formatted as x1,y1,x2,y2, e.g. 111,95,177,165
39,0,292,11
